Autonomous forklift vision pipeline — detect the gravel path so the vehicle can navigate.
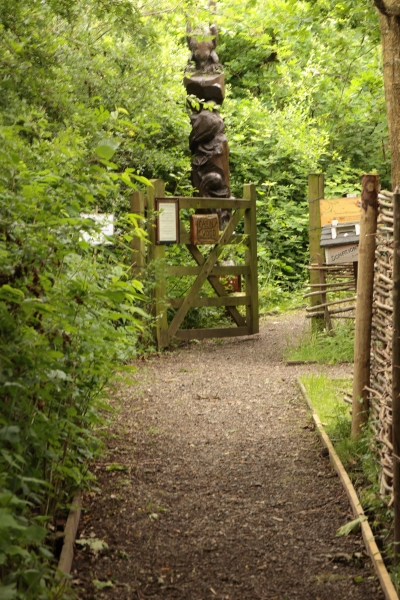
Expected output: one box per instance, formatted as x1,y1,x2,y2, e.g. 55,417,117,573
72,311,385,600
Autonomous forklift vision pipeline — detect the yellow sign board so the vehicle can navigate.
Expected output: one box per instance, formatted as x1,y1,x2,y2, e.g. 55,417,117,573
319,197,361,227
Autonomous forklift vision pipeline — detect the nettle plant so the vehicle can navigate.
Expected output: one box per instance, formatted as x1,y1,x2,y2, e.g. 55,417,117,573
0,114,148,598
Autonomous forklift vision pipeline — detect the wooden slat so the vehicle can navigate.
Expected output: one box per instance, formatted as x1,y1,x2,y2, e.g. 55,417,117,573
168,295,250,309
178,227,248,247
392,190,400,560
147,179,162,262
56,493,82,579
179,230,191,244
226,234,248,246
306,295,357,312
177,197,250,209
167,265,250,277
308,173,325,332
175,326,251,342
154,244,167,347
352,174,379,436
303,286,354,298
186,244,247,328
149,180,167,347
166,208,246,341
243,183,259,334
317,252,332,330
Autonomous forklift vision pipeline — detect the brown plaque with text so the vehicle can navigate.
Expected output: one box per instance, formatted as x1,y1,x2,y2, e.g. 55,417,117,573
319,196,361,226
190,214,219,245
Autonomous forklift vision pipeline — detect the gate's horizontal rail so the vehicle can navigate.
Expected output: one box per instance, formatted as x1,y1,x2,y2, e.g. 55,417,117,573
177,197,250,209
175,325,251,342
168,295,250,309
179,232,249,245
167,265,250,277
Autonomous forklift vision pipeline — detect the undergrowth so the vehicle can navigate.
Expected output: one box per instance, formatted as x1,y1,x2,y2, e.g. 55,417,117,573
0,112,148,598
286,320,355,364
300,374,399,590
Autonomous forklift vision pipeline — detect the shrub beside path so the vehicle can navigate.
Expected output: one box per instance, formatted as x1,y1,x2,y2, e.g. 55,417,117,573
73,311,385,600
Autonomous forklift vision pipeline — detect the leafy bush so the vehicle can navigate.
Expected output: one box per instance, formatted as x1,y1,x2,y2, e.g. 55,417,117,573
0,100,148,596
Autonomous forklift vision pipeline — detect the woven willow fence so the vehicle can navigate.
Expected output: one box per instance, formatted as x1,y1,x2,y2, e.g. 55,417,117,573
369,190,394,504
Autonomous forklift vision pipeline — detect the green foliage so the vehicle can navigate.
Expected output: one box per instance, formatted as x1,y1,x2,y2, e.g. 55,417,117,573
286,321,355,364
0,0,393,594
299,374,352,432
336,516,367,536
0,118,148,595
216,0,389,289
0,1,169,594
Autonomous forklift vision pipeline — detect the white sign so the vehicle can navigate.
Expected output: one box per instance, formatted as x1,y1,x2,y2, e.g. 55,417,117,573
325,243,358,265
80,213,114,246
158,202,178,243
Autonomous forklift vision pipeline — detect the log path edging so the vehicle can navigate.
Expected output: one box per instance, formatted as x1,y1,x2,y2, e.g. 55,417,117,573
56,492,82,580
297,377,399,600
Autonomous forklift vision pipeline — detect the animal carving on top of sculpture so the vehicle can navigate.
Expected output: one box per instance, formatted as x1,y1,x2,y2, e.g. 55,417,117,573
183,16,232,228
185,23,223,74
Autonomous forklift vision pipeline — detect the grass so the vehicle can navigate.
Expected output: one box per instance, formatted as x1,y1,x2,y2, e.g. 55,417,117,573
299,374,352,434
286,321,354,364
300,372,399,590
258,284,305,315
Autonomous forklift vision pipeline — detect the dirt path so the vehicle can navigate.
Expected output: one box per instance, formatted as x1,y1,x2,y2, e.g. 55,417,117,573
72,312,385,600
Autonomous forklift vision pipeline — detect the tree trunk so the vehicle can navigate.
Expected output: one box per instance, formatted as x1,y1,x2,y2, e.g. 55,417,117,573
377,6,400,186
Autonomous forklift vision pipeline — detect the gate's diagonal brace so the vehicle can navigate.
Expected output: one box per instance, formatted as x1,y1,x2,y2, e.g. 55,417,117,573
167,209,245,341
186,243,246,328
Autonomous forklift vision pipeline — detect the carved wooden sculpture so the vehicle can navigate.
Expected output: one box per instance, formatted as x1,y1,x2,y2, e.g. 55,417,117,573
183,18,232,227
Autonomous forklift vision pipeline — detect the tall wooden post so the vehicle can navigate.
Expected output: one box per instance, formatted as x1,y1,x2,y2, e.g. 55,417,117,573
243,183,259,334
147,179,168,347
392,188,400,562
308,173,325,331
130,191,145,276
351,174,379,437
316,253,332,331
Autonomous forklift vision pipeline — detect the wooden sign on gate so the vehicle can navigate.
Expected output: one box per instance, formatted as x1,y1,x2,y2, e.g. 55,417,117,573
190,214,219,245
155,198,180,244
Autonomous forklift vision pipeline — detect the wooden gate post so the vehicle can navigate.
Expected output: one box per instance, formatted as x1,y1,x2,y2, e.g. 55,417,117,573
308,174,325,332
243,183,259,334
392,188,400,561
148,179,168,347
316,253,332,331
351,174,379,437
130,191,145,276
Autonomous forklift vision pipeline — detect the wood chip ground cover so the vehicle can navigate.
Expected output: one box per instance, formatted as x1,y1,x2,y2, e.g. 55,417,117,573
72,312,385,600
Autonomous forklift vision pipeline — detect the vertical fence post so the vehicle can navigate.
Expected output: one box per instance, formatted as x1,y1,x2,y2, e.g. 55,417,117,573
130,191,145,276
316,253,332,331
308,173,325,332
351,174,379,437
147,179,168,348
392,188,400,561
243,183,259,334
147,179,162,262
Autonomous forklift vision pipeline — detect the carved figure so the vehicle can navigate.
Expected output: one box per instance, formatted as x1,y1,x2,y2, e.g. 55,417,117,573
185,23,222,74
189,110,225,154
183,18,233,228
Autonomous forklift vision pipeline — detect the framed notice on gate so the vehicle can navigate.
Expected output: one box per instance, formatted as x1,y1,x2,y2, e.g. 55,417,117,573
155,198,180,244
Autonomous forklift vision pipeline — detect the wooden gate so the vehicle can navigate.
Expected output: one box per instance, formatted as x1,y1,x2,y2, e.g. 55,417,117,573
131,180,259,348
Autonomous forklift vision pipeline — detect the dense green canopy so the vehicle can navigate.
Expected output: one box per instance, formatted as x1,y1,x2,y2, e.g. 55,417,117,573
0,1,388,597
